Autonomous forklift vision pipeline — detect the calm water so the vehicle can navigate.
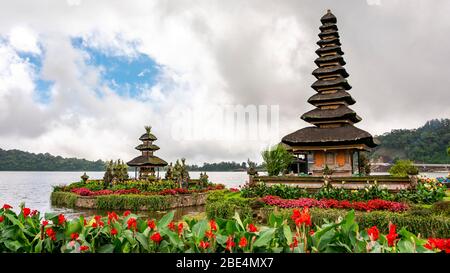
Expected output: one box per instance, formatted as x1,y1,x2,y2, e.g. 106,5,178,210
0,171,446,219
0,171,250,219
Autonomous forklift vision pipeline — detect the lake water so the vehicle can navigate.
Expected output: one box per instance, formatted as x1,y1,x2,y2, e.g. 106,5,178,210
0,171,447,219
0,171,250,219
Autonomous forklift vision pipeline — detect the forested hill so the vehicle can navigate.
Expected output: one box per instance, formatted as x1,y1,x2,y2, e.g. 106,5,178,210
370,119,450,164
0,149,105,171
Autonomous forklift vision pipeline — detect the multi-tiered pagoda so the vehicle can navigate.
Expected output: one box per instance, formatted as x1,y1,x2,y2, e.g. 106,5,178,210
127,126,168,179
282,10,377,176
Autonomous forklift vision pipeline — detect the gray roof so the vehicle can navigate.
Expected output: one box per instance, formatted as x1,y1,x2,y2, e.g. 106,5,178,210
127,155,168,167
301,105,361,124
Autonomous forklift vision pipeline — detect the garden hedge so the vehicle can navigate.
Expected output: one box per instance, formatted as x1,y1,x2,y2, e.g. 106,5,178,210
205,190,254,220
96,194,171,211
259,207,450,238
50,192,78,208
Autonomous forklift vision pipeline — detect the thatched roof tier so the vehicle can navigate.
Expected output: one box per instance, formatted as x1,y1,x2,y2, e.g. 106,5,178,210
318,30,339,39
312,65,349,78
319,23,338,32
314,55,346,66
282,125,377,148
315,45,344,56
317,37,341,47
321,10,337,24
307,90,356,105
139,133,157,141
311,76,351,91
301,106,361,124
127,155,168,167
135,143,160,151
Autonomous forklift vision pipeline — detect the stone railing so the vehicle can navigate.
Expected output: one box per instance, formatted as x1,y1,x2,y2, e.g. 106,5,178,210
249,175,413,193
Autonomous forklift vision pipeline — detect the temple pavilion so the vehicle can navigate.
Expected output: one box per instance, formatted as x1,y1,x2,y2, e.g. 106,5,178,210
281,10,377,177
127,126,168,179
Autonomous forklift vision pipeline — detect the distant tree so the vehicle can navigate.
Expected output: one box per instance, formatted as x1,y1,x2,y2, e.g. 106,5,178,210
388,160,419,177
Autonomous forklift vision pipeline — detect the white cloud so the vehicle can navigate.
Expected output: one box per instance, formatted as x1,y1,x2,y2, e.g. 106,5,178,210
0,0,449,165
8,26,41,55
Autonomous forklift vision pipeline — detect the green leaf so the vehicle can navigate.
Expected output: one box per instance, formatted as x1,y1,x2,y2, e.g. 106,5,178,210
192,219,208,241
4,240,22,252
4,214,24,229
253,228,275,248
65,219,82,237
135,233,149,251
397,240,415,253
283,225,292,245
157,211,174,230
233,212,245,231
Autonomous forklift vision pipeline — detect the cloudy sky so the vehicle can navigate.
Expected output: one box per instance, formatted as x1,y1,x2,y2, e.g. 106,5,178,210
0,0,449,165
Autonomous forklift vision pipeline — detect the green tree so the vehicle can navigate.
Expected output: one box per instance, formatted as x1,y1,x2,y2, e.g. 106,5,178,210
261,144,293,176
388,160,419,177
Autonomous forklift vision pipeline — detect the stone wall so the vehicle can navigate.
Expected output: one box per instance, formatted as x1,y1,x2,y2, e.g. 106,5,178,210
52,192,209,210
250,175,412,193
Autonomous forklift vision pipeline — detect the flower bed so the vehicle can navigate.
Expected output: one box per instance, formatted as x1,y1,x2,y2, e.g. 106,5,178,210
261,195,409,212
69,184,225,197
1,203,448,253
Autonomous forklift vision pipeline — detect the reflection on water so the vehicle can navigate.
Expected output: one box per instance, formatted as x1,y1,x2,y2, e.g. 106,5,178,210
0,171,447,219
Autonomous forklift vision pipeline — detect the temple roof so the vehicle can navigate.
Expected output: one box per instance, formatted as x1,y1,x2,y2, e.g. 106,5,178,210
317,37,341,47
312,65,349,78
318,30,339,39
307,90,356,105
139,133,157,141
135,143,160,151
314,55,346,66
319,23,338,32
321,10,337,24
311,76,351,91
282,125,377,148
301,105,361,124
127,155,168,167
315,45,344,56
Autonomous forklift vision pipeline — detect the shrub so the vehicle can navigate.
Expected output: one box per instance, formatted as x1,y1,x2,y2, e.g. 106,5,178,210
205,190,253,220
241,183,309,199
96,194,171,211
50,192,78,208
432,201,450,217
261,144,293,176
389,160,419,177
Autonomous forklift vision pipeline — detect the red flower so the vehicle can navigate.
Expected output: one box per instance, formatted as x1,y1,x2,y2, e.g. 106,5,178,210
386,223,398,247
46,228,56,241
199,240,210,249
30,210,38,217
168,221,175,231
111,228,118,236
83,219,87,226
425,238,450,253
209,219,217,232
80,245,89,252
107,212,118,225
58,214,66,225
239,237,247,248
225,236,235,252
42,220,49,226
205,230,215,240
292,207,311,227
71,233,79,240
248,223,258,232
367,226,379,241
290,236,298,250
151,232,162,243
0,216,4,223
178,223,184,235
2,204,12,210
309,229,315,235
92,222,98,228
123,210,131,217
22,208,31,217
127,217,137,230
147,219,156,230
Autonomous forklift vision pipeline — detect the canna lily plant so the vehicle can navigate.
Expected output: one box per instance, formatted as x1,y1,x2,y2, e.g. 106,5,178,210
0,203,446,253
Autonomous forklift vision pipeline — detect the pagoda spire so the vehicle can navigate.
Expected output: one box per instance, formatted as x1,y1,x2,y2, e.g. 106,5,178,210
302,9,360,128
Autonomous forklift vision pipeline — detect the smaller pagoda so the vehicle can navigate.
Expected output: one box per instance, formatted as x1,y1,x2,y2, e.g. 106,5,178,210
127,126,168,179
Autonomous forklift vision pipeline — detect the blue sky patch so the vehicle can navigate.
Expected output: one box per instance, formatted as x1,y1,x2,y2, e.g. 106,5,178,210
71,37,161,98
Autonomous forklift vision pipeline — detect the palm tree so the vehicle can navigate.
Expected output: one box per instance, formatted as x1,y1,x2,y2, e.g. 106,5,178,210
261,144,293,176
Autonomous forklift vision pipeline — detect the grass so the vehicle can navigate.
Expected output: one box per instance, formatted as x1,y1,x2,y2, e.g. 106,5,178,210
444,189,450,202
